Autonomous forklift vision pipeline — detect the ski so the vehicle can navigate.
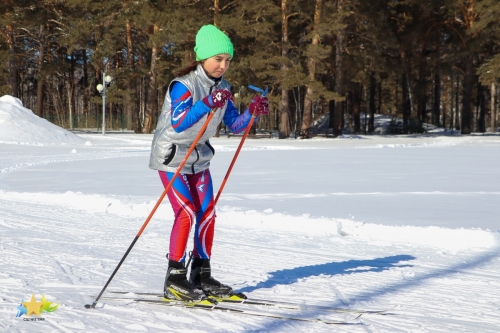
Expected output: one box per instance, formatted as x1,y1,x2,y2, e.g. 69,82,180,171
94,295,362,325
103,291,395,314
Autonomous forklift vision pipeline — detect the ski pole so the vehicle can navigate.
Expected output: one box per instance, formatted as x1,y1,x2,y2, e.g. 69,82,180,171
85,108,217,309
214,86,268,205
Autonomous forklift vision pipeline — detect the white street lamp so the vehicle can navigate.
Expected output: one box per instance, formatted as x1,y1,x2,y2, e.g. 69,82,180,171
96,73,112,135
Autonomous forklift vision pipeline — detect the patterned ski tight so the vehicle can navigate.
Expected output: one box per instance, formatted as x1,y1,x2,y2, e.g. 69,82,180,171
159,169,215,262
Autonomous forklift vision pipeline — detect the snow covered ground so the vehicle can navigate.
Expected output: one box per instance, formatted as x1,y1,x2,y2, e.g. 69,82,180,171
1,95,500,332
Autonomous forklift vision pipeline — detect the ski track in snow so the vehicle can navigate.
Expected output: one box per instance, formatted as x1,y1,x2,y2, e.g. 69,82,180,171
1,194,499,332
1,135,500,332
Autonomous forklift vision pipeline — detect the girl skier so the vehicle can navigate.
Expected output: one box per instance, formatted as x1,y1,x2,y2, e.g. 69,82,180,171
149,24,269,302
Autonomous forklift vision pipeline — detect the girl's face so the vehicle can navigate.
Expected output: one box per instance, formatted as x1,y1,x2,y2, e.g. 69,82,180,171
202,53,231,79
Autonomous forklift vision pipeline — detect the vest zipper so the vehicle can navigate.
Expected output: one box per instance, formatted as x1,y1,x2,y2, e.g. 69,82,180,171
209,79,220,94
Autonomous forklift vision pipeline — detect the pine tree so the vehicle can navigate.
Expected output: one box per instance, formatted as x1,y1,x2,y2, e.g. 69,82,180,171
299,0,341,137
444,0,500,133
138,0,203,133
475,0,500,132
0,0,31,97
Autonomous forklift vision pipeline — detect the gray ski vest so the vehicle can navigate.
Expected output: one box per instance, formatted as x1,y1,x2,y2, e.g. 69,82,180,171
149,64,231,174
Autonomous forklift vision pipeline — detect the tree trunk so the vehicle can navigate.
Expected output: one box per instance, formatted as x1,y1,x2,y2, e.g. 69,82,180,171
68,53,75,130
417,60,427,124
433,69,441,127
143,25,158,133
279,0,290,139
491,83,496,133
378,81,382,115
461,56,474,134
394,77,398,118
369,72,376,133
125,20,133,130
279,89,290,138
345,90,352,130
213,0,220,27
6,24,19,97
402,73,410,134
301,0,322,138
475,83,480,132
478,82,486,133
352,85,361,134
125,20,141,133
455,73,460,131
82,49,89,127
36,24,46,117
331,31,344,137
450,72,454,130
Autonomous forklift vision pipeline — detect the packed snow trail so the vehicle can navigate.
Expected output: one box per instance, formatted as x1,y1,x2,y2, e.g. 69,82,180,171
1,188,499,332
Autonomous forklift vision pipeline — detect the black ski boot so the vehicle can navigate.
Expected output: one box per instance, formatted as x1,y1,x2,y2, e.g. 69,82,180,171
164,259,205,302
189,258,234,298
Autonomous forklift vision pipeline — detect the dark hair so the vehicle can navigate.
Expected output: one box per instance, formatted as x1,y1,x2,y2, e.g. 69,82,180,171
176,61,201,77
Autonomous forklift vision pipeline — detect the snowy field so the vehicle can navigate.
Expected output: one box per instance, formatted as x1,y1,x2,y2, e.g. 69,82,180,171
1,95,500,332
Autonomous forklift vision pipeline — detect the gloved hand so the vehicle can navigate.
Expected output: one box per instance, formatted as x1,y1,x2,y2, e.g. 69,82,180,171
248,95,269,116
202,89,232,108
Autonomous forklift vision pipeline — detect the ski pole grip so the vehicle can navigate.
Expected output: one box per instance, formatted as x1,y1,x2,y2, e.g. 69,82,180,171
248,85,268,97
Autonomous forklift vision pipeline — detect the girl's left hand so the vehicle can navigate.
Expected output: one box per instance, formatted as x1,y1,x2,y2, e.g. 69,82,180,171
249,95,269,116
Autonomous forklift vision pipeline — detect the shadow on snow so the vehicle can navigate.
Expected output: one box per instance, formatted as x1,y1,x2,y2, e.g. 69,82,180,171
237,254,416,294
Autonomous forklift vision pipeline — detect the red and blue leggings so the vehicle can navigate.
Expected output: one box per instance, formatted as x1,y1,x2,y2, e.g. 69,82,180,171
159,169,215,262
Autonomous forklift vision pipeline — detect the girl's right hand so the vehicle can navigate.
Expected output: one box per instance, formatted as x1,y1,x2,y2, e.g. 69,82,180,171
202,89,232,108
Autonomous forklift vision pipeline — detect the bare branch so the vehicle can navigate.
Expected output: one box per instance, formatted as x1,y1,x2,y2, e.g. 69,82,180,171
48,19,69,30
47,0,64,20
0,29,9,41
221,0,238,12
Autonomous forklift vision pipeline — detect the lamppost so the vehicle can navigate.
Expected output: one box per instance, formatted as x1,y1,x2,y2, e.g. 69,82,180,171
96,73,112,135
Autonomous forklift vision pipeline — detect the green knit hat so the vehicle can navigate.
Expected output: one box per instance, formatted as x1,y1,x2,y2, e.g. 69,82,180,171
194,25,234,61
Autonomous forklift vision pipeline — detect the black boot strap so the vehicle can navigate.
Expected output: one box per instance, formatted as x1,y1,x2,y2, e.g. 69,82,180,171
169,268,187,275
199,267,211,274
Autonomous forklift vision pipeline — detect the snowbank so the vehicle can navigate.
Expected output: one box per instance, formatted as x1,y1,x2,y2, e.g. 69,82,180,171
0,95,85,145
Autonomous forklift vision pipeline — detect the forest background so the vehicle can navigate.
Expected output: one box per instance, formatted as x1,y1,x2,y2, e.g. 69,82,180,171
1,0,500,138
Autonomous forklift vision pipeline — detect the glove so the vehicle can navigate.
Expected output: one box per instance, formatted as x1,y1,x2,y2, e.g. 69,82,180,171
248,95,269,116
202,89,232,108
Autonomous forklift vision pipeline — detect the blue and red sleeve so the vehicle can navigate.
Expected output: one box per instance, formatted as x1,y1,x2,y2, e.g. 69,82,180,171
223,101,254,134
170,82,211,133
